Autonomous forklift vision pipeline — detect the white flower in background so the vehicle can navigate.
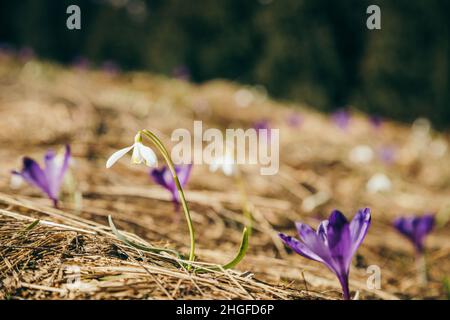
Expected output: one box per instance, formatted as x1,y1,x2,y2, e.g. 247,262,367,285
301,191,330,212
10,173,23,189
106,132,157,168
234,88,254,108
349,145,374,164
429,138,448,159
366,173,392,193
209,147,236,176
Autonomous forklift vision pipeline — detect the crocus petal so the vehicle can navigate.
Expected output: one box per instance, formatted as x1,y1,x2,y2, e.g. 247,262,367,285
317,220,329,245
58,145,71,182
151,167,169,188
106,145,133,168
176,164,193,186
44,150,59,199
295,222,333,266
326,210,352,274
394,214,435,252
278,233,327,263
417,214,434,237
349,208,371,255
20,158,50,195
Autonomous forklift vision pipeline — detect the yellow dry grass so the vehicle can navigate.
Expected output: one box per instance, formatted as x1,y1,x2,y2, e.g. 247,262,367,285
0,56,449,299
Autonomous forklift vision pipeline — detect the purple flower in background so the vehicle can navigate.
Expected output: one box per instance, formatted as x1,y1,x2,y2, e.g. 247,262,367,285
0,43,15,57
150,164,192,211
172,65,191,81
394,214,435,253
279,208,371,300
12,145,71,207
378,145,396,165
254,119,271,142
18,47,35,63
369,115,383,130
286,112,304,128
101,60,120,76
331,109,351,130
72,56,90,71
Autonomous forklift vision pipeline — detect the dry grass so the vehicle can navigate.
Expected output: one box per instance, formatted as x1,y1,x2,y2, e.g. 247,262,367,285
0,56,449,300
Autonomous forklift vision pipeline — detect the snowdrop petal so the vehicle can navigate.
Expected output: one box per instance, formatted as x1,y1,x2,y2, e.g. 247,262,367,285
137,143,157,166
131,144,143,164
106,145,133,168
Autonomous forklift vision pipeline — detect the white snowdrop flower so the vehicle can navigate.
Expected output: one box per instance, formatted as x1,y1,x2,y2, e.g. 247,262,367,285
106,132,157,168
234,88,254,108
366,173,392,193
209,147,236,176
429,138,447,158
10,173,23,189
349,145,374,164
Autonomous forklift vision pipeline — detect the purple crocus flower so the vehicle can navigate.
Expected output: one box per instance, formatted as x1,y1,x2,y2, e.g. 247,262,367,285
279,208,371,300
172,65,191,81
254,119,272,142
150,164,192,211
101,60,120,76
286,112,304,128
378,145,396,165
331,109,351,130
393,214,435,253
12,145,71,207
369,115,383,130
72,56,90,71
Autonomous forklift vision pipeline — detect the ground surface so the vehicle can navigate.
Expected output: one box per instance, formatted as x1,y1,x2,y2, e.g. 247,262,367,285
0,56,449,300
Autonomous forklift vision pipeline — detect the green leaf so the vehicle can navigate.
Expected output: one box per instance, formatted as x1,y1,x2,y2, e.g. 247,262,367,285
108,215,184,260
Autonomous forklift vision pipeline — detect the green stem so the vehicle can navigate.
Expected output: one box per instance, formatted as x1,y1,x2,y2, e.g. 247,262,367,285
416,251,428,285
235,170,253,235
141,129,196,263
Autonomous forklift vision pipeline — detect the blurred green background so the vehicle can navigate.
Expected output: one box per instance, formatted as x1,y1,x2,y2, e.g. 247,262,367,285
0,0,448,128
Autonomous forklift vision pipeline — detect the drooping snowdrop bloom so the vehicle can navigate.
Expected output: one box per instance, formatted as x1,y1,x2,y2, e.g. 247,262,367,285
393,214,435,253
331,109,351,130
279,208,371,300
150,164,192,211
209,145,236,176
106,133,157,168
12,145,71,207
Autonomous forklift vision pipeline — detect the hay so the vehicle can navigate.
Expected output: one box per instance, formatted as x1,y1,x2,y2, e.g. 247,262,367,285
0,56,449,299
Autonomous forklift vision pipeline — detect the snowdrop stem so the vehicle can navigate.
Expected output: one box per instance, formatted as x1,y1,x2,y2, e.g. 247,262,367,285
141,130,196,263
235,170,253,235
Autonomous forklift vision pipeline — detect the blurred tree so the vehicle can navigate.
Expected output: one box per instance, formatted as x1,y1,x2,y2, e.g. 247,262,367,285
0,0,448,128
